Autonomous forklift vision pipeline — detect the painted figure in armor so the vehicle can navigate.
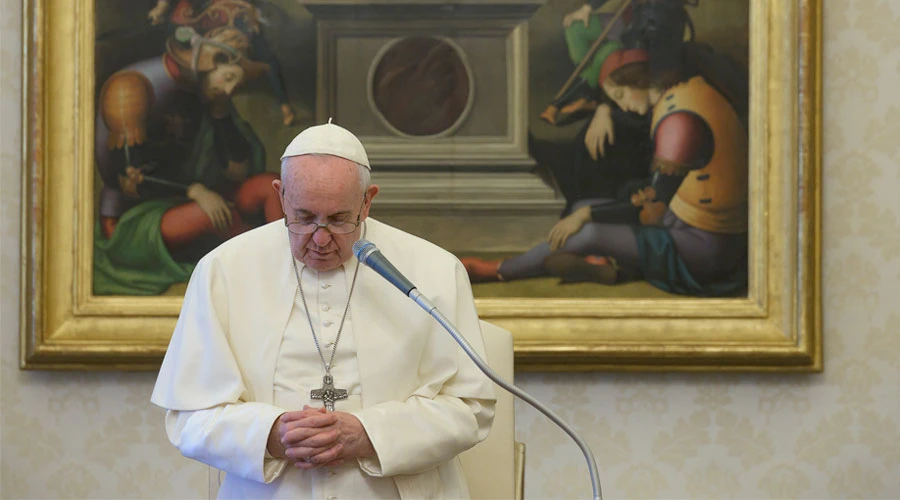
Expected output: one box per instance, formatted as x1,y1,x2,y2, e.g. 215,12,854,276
538,0,700,218
465,44,749,297
93,25,282,295
147,0,297,125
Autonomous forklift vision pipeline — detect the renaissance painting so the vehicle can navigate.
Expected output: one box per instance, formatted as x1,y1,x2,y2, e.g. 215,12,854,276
91,0,750,300
21,0,821,370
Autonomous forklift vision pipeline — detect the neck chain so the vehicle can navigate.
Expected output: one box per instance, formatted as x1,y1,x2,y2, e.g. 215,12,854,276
287,225,364,410
291,256,360,376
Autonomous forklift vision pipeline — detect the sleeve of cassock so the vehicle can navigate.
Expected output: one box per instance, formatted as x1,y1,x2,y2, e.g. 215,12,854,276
164,405,287,483
351,260,496,477
150,256,289,483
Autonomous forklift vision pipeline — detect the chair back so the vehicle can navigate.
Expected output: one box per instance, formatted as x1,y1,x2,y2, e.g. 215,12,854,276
458,320,521,500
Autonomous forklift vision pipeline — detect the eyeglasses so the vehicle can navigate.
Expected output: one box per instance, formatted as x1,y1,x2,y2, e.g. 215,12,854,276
283,198,366,235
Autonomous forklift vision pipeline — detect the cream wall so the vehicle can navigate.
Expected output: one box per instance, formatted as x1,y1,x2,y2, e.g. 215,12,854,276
2,1,899,498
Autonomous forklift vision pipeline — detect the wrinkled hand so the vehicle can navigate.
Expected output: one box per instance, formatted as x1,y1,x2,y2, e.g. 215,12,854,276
271,406,376,470
187,183,233,232
268,407,334,461
585,104,614,160
118,166,145,197
147,1,169,25
563,3,592,28
548,206,592,251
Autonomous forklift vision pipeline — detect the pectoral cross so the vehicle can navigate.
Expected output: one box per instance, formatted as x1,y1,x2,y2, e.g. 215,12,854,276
310,374,348,411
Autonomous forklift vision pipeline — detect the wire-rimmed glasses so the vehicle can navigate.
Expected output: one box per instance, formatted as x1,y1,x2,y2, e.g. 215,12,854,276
283,198,365,235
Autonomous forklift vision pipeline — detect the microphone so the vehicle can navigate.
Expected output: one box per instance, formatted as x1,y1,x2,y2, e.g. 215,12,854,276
353,239,603,500
352,239,416,295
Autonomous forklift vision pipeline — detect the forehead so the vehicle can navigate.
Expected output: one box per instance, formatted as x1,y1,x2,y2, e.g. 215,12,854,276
282,155,362,206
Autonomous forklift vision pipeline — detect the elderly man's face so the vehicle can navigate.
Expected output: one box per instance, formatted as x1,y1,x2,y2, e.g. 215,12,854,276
274,155,378,272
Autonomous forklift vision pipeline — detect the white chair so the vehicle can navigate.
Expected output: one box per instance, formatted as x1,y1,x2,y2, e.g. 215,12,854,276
459,320,525,500
209,320,524,499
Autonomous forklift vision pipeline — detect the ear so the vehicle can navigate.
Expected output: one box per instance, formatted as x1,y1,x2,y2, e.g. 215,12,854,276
361,184,380,219
272,179,286,212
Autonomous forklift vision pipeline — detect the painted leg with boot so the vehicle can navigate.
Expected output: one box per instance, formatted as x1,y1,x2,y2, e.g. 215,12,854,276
540,221,640,284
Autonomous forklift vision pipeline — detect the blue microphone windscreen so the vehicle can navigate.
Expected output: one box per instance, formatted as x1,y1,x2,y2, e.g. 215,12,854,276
353,239,375,261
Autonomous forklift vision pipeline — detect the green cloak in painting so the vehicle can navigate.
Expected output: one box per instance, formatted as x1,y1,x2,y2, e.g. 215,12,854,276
93,110,266,296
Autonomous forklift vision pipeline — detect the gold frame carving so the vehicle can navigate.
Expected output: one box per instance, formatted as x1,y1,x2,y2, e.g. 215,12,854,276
20,0,822,371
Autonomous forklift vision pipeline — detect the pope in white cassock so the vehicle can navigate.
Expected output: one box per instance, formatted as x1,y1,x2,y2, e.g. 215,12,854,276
151,120,497,499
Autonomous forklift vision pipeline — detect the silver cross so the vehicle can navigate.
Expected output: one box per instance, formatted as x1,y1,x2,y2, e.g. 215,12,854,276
310,374,348,411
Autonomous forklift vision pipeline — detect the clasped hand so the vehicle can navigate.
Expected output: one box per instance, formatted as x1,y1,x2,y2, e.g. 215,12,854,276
268,406,376,470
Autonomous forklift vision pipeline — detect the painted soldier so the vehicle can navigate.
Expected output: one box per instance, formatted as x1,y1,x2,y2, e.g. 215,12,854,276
93,26,282,295
537,0,702,217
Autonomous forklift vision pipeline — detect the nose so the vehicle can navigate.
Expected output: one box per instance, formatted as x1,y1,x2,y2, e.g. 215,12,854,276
311,226,332,247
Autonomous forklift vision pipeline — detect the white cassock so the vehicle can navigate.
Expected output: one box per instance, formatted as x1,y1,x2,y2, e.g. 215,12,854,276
151,218,496,499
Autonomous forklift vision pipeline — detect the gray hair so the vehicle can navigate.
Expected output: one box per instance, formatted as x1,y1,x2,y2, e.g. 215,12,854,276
281,154,371,194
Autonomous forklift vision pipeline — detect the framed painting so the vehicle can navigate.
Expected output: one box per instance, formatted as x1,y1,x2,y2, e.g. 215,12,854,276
20,0,821,371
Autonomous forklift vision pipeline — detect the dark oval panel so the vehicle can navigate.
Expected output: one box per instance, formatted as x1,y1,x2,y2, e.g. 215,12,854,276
372,36,470,136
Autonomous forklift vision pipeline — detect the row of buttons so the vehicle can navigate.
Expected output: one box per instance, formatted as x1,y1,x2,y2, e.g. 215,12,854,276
321,279,337,352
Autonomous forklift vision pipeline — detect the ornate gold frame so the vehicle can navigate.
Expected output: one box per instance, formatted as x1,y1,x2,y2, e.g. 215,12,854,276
20,0,822,371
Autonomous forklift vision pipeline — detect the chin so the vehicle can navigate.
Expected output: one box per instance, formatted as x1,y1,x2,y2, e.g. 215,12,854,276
304,261,331,271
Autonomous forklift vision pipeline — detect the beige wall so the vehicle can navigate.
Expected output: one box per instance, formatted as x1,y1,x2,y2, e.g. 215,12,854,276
3,1,899,498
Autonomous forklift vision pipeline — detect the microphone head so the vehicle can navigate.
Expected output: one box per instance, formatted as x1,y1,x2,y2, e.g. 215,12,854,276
353,239,377,262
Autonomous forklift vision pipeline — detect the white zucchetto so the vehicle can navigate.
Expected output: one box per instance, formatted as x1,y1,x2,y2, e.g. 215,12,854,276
280,118,371,169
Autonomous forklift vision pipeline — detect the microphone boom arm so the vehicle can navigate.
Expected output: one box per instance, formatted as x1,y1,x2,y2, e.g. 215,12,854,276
408,289,603,500
352,238,602,499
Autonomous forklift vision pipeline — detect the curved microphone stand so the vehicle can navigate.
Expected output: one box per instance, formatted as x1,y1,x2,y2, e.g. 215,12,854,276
352,237,603,500
408,288,603,500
